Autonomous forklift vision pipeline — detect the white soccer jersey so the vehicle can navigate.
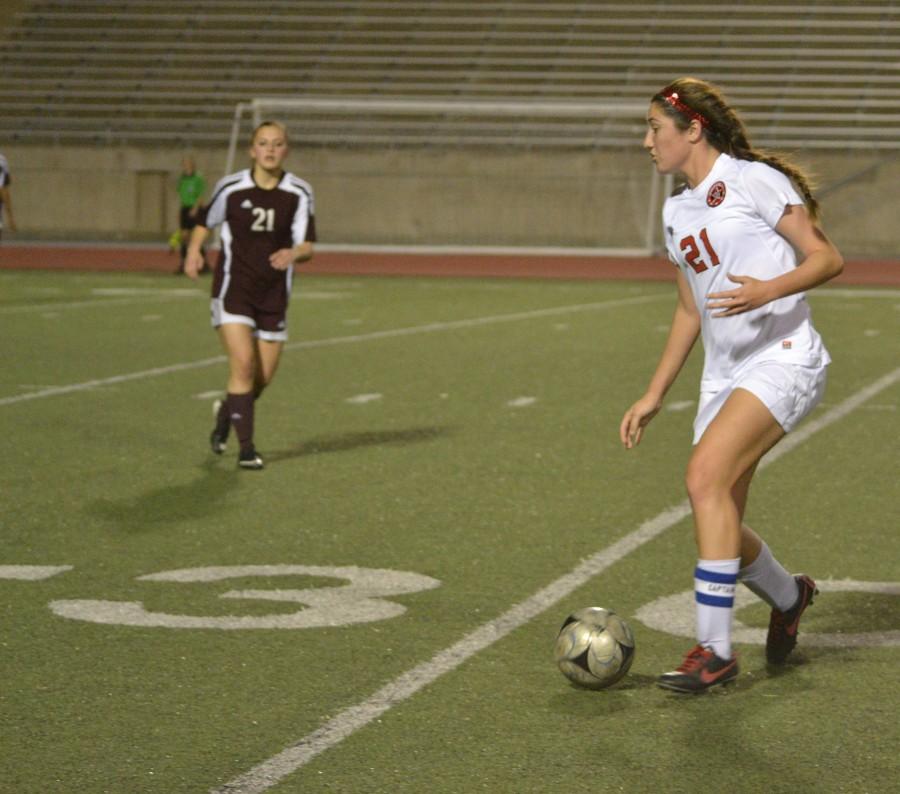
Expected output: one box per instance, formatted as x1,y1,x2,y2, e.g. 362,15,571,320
663,153,830,390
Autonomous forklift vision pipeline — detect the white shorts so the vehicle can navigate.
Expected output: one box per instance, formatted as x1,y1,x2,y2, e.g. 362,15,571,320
693,361,828,445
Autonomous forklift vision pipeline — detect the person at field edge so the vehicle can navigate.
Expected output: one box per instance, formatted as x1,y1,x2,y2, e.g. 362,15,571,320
620,77,843,693
175,155,207,273
0,151,17,241
184,121,316,470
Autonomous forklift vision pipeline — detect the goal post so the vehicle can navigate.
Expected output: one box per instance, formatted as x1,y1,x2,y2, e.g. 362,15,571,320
227,97,670,255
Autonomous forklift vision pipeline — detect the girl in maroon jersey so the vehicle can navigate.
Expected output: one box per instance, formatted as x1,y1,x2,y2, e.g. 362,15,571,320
184,121,316,469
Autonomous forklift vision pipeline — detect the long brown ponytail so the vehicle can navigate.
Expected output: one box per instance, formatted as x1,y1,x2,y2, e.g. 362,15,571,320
652,77,820,221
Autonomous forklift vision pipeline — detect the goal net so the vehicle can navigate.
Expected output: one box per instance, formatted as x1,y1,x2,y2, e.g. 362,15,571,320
227,97,671,255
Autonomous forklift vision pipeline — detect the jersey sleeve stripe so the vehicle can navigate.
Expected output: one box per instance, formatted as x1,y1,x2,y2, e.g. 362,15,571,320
205,177,244,210
288,181,312,199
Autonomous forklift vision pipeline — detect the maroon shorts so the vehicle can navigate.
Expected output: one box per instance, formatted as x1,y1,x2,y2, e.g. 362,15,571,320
210,284,288,341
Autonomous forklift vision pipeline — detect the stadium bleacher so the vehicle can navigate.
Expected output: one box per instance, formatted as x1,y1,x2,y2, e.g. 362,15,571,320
2,0,899,149
1,1,898,254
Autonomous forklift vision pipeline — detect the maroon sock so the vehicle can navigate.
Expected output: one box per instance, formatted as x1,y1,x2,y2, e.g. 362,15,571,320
227,392,255,453
215,398,230,435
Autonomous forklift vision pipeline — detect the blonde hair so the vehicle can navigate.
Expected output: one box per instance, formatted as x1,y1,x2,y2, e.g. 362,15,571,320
653,77,820,220
250,120,288,145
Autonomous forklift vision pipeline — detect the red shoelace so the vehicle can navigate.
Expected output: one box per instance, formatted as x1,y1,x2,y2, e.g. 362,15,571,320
675,645,712,672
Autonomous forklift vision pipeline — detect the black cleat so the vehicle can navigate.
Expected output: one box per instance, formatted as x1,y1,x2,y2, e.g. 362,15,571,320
209,399,229,455
210,429,227,455
766,574,818,665
657,644,739,694
238,447,264,470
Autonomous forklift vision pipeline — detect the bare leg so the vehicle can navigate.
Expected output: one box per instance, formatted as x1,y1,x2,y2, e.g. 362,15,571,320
253,339,284,398
686,389,785,560
731,463,764,566
683,389,784,660
218,323,258,394
728,447,801,611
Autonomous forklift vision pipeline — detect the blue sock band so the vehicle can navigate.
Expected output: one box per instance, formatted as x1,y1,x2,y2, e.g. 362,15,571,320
695,565,738,608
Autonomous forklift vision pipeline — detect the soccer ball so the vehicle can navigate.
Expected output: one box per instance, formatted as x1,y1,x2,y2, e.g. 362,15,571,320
554,607,636,689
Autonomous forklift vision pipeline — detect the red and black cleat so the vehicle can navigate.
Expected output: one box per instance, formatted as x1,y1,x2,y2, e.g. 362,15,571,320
657,644,739,694
766,574,818,665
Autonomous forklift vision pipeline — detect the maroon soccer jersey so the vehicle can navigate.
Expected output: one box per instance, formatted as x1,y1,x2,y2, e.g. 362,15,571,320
201,169,315,314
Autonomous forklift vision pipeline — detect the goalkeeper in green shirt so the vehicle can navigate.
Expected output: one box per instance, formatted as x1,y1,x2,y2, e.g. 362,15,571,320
175,156,207,273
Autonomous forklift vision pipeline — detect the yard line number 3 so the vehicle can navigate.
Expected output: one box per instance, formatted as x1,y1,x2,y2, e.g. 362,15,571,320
3,565,897,646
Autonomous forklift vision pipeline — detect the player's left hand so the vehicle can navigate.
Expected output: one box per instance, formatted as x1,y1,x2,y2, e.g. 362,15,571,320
706,273,773,316
269,248,295,270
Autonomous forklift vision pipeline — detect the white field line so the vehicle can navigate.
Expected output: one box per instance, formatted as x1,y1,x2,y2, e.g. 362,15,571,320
814,288,900,299
0,293,666,407
0,565,74,580
213,364,900,794
0,293,203,315
314,242,655,257
0,283,891,318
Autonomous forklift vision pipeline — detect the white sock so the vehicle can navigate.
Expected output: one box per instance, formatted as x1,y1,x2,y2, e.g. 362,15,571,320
695,558,740,660
738,542,799,612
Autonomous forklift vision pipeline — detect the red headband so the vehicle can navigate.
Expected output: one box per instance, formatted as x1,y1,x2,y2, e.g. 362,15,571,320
661,90,710,128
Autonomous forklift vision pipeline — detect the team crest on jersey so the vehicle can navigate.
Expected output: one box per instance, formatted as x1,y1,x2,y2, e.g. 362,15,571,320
241,199,253,209
706,181,727,207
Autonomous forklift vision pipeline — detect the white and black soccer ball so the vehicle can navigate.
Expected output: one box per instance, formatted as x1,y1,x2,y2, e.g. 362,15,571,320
554,607,636,689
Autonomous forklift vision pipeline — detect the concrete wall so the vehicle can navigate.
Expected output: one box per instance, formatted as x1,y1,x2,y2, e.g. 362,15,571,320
810,152,900,259
2,143,897,257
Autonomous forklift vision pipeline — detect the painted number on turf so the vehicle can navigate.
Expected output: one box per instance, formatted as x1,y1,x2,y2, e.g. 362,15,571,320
679,227,720,274
634,579,900,649
0,565,73,580
48,565,441,630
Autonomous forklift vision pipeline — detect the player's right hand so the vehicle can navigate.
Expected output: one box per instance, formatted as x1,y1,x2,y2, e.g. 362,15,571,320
184,249,204,280
619,395,662,449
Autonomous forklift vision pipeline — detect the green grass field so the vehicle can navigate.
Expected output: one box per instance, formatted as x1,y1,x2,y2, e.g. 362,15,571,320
2,268,898,794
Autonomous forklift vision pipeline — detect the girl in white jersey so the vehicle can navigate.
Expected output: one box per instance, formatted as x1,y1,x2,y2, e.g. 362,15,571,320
620,77,844,693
